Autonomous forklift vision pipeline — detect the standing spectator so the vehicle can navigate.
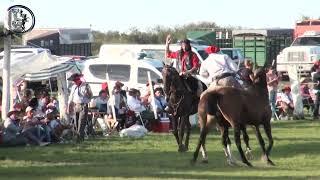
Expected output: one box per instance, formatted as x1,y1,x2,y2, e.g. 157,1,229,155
266,67,280,121
112,81,126,116
312,66,320,119
67,73,93,142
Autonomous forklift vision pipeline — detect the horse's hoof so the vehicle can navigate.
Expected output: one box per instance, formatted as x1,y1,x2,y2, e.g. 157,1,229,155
245,162,253,167
190,159,196,165
267,160,275,166
245,151,254,160
227,159,237,166
178,145,186,153
201,159,209,164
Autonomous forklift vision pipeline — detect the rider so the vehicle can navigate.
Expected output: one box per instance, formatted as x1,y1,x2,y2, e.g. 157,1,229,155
199,45,241,90
165,34,201,96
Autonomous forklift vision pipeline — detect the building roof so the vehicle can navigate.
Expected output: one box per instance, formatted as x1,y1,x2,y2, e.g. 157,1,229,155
23,28,94,44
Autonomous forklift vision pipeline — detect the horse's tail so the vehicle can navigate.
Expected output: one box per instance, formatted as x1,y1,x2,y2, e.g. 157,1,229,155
198,90,220,128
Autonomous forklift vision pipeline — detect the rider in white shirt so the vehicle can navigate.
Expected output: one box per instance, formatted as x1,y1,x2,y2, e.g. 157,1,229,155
200,46,241,90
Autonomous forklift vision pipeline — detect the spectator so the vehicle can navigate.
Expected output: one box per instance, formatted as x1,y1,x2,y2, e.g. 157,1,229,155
266,67,280,121
239,59,254,89
21,106,50,146
149,87,168,114
312,66,320,119
300,78,314,112
280,86,294,119
2,110,27,146
112,81,127,116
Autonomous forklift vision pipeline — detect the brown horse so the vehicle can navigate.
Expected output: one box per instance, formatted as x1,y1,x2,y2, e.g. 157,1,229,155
162,65,206,152
192,68,274,167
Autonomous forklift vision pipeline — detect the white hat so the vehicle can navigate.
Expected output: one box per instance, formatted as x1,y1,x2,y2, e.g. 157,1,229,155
45,109,54,115
25,106,34,113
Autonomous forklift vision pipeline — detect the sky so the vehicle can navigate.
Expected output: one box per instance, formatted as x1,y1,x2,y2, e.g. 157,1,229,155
0,0,319,32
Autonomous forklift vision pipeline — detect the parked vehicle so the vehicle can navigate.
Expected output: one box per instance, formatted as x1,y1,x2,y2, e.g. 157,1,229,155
295,19,320,39
80,57,163,96
233,29,293,67
277,31,320,76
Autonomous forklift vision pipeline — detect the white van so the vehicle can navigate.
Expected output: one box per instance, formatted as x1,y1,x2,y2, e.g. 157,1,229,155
98,44,209,63
80,57,163,96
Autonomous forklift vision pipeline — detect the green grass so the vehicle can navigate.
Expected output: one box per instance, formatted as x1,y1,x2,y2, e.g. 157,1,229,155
0,120,320,179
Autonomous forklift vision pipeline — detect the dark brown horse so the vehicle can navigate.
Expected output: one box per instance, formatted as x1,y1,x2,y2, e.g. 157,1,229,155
162,65,206,152
192,68,274,166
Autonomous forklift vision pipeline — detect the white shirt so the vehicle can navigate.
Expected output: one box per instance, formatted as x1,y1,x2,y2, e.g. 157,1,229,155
68,83,92,104
281,93,293,104
199,54,238,82
127,95,146,113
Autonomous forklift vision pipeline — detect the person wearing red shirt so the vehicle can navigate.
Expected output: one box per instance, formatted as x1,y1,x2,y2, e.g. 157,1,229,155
165,35,201,95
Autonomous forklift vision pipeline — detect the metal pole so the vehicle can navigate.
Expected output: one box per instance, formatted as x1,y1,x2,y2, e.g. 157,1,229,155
1,30,11,121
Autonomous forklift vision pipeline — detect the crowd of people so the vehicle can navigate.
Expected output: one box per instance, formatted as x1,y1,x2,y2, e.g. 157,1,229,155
1,34,320,147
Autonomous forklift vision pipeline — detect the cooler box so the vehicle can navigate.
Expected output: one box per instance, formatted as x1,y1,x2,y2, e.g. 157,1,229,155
152,117,170,133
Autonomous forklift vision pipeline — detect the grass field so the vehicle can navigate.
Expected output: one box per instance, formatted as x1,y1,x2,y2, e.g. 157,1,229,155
0,120,320,179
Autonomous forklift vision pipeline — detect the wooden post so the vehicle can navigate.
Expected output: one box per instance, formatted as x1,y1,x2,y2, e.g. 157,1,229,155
57,73,68,122
1,30,11,121
106,73,117,122
147,71,157,120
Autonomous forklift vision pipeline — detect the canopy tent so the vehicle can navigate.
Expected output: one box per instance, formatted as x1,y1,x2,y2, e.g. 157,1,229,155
0,51,73,83
22,61,75,81
0,51,78,122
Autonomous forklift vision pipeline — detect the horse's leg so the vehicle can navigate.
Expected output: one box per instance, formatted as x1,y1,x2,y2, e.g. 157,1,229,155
170,115,180,147
242,126,253,160
192,126,208,164
184,116,191,152
234,125,252,167
254,125,271,164
221,126,236,166
178,117,186,152
263,122,275,166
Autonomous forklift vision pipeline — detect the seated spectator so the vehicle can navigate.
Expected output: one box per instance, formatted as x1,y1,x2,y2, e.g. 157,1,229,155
22,106,50,145
29,97,45,118
95,90,110,113
127,88,156,130
300,78,314,112
280,86,294,119
2,110,27,146
45,108,72,142
149,87,168,114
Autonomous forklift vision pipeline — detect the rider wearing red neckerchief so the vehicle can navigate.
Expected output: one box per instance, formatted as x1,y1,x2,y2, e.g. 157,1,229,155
165,35,201,95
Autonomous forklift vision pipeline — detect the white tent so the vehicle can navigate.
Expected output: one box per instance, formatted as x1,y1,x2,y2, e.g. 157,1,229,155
0,51,77,121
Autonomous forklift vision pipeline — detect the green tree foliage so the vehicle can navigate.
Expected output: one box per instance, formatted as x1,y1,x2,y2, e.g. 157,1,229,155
91,21,220,55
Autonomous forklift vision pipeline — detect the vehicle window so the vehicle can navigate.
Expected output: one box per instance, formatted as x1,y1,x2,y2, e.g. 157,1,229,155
138,68,161,84
221,50,233,59
292,37,320,46
89,64,131,81
197,50,209,60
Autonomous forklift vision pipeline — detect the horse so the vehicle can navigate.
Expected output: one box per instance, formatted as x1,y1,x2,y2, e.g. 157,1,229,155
192,67,274,167
162,65,206,152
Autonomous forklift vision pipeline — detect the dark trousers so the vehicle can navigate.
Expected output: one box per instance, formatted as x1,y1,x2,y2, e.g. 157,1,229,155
75,104,88,141
313,93,320,117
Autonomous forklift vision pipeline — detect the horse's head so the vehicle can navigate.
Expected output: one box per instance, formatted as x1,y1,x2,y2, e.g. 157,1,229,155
253,67,268,89
162,64,180,97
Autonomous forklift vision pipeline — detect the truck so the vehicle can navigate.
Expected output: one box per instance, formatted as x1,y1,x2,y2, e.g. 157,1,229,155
276,31,320,77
